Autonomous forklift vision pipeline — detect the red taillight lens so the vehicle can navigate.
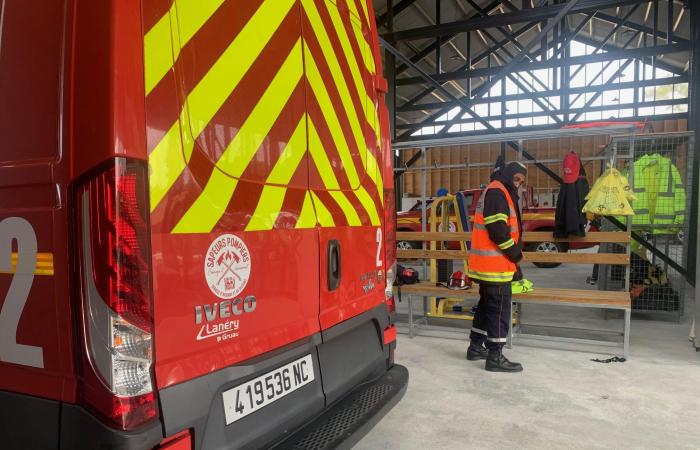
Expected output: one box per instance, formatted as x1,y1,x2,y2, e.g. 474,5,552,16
75,158,157,430
383,188,397,306
87,161,152,332
383,325,397,345
157,430,193,450
383,188,396,268
385,295,396,314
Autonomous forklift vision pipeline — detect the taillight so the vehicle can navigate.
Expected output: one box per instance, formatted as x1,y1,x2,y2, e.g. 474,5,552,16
75,158,157,430
383,188,396,267
383,188,397,310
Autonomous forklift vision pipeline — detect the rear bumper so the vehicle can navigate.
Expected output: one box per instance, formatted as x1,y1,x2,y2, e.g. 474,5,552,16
0,390,163,450
274,364,408,450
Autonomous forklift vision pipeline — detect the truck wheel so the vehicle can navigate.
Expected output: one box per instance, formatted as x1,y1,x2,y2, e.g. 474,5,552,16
677,230,684,244
527,241,563,269
397,240,419,251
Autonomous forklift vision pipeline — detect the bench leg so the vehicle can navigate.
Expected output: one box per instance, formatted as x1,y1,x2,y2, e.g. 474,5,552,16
623,308,631,358
408,295,414,339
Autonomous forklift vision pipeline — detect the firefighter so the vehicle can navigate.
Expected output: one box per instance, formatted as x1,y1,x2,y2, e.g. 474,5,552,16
466,161,527,372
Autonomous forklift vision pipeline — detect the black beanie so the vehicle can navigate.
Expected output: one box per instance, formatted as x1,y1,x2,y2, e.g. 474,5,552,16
501,161,527,182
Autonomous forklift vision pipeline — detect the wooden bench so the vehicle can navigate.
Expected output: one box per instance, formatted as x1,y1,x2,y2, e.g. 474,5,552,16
395,231,632,357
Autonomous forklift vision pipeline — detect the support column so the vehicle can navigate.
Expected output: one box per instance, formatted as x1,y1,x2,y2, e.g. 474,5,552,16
689,0,699,285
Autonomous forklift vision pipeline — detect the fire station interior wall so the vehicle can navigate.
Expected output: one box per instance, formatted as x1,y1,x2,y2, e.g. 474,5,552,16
400,119,688,199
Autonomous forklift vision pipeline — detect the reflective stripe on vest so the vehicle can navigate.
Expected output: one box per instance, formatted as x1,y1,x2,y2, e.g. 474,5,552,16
468,180,519,283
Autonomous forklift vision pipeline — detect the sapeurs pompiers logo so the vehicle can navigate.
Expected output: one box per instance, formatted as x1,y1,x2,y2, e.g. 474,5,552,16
205,234,251,299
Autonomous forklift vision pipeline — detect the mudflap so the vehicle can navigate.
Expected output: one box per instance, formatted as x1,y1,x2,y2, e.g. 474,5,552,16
273,364,408,450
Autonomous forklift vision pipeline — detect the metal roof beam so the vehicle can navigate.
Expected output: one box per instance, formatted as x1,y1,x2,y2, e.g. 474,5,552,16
592,11,689,45
393,1,503,75
397,0,585,138
383,0,645,42
394,42,688,85
397,12,595,109
396,75,689,112
376,0,420,28
572,34,687,75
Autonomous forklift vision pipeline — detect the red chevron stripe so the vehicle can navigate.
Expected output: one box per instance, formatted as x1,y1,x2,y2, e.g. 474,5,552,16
334,1,380,158
152,80,305,233
305,97,355,191
145,0,270,152
306,5,383,214
303,36,366,183
307,88,380,223
310,189,349,227
312,1,374,120
145,71,180,153
143,0,172,34
216,179,265,232
351,0,371,29
149,146,214,233
348,189,372,225
324,0,374,94
306,98,373,226
274,185,309,229
360,168,383,221
215,88,306,232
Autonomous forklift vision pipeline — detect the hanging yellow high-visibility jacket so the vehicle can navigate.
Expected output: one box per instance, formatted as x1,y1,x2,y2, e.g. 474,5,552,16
629,153,685,233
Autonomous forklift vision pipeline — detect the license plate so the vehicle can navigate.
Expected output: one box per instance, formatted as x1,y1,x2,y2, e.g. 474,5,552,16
222,354,315,425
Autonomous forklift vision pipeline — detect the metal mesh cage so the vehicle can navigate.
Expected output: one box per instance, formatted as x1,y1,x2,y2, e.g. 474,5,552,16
599,132,694,321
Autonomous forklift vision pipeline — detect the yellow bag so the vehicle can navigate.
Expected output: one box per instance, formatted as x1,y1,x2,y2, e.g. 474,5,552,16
583,167,636,216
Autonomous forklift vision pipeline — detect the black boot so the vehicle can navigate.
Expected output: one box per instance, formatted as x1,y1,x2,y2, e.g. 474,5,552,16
485,349,523,372
466,343,488,361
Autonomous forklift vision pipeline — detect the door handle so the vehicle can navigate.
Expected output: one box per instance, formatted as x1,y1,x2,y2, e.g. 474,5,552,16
327,240,341,291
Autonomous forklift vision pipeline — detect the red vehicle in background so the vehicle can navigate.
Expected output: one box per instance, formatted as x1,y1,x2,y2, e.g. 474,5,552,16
0,1,407,449
397,188,597,268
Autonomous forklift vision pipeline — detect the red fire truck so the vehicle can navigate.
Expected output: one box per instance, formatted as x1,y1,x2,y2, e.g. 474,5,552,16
0,1,406,449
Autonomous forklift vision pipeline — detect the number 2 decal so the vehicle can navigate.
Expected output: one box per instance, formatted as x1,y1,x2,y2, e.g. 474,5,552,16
0,217,44,368
375,228,383,267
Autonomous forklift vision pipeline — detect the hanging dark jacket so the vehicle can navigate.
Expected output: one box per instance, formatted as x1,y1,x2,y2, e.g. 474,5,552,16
554,153,590,238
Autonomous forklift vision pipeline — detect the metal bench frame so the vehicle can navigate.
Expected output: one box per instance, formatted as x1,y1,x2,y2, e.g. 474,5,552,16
396,230,632,358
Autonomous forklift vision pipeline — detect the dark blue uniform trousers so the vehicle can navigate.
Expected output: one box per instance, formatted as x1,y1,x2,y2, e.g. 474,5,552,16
469,283,512,350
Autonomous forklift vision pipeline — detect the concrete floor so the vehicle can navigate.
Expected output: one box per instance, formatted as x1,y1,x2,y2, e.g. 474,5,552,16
356,261,700,449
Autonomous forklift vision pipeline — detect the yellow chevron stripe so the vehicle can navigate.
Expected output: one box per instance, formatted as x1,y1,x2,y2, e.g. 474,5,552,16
323,1,379,137
356,0,371,28
246,117,307,231
261,117,307,186
311,191,335,227
308,60,383,220
149,121,187,211
1,253,54,276
148,0,296,211
172,39,304,233
329,191,361,226
246,186,286,232
354,186,380,225
308,119,342,190
144,0,227,96
343,1,375,75
296,191,318,229
302,0,370,168
144,12,175,96
305,56,361,185
366,151,383,204
308,119,364,226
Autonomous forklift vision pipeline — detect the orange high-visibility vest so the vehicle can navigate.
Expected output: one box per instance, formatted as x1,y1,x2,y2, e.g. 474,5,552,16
468,180,520,283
